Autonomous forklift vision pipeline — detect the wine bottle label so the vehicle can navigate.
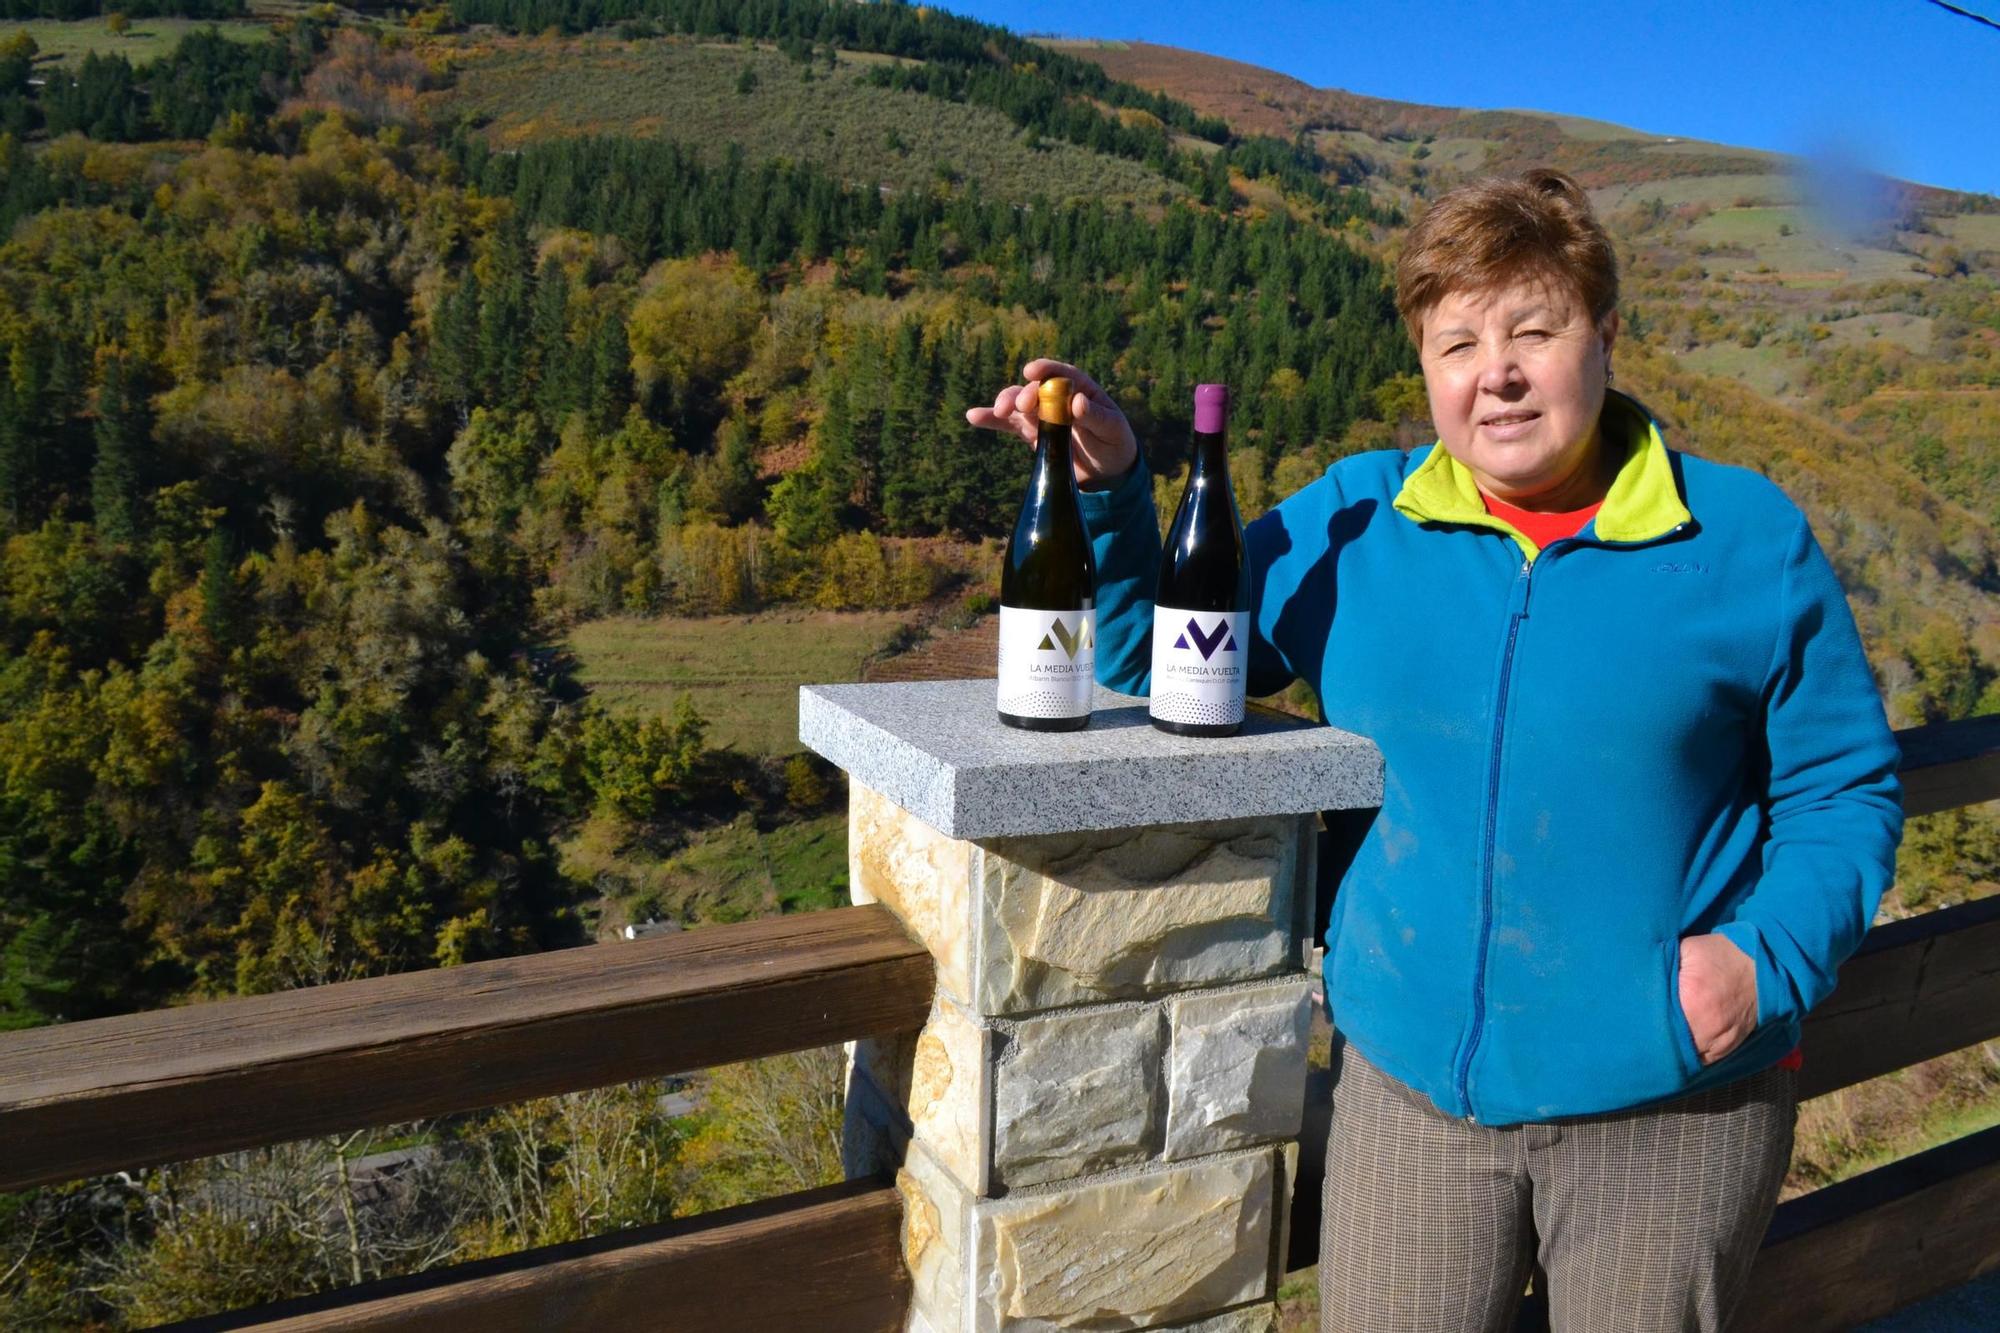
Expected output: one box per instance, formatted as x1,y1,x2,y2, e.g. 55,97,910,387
1150,606,1247,726
997,605,1096,719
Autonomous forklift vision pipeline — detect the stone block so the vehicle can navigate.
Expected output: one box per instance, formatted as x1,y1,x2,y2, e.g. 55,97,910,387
848,1027,914,1115
851,783,977,1006
859,996,1186,1196
889,1134,1291,1332
852,781,1313,1019
971,1148,1279,1331
801,680,1383,838
841,1047,910,1181
1164,979,1313,1160
992,1003,1163,1188
975,817,1305,1014
851,996,992,1194
911,998,989,1194
898,1141,971,1333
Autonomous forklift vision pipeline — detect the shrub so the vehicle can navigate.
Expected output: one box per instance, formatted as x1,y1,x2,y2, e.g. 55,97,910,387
580,695,707,823
783,753,830,810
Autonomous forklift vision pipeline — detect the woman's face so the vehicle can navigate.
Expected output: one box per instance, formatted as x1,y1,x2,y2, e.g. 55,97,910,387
1418,278,1618,508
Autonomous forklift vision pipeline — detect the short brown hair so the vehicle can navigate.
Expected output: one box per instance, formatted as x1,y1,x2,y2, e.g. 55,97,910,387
1394,168,1618,345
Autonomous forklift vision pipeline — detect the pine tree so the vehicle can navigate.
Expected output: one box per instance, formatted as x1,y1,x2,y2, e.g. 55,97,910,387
90,354,148,548
432,273,483,409
925,322,990,534
943,322,1023,536
478,223,533,408
529,262,575,422
199,525,241,650
587,314,635,430
877,320,928,533
0,375,25,534
841,330,886,518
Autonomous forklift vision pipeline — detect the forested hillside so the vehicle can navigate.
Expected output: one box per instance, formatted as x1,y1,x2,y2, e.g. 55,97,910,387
0,4,1994,1326
0,5,1424,1321
0,2,1416,1029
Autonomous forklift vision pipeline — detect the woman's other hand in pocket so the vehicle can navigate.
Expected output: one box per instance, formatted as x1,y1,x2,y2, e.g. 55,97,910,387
1677,933,1758,1065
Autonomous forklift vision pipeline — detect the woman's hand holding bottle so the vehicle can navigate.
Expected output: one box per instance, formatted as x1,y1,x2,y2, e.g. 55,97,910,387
965,358,1137,488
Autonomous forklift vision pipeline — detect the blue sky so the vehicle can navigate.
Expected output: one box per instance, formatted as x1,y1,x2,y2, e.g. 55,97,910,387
939,0,2000,198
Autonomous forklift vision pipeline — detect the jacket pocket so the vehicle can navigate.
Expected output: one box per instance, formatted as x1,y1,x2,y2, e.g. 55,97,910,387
1664,937,1705,1078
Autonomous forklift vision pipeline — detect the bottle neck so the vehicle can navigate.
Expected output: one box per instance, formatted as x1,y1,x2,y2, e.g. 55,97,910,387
1188,427,1230,492
1036,421,1075,493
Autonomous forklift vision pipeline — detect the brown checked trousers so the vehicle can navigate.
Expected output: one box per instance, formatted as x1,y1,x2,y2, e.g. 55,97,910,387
1318,1040,1797,1333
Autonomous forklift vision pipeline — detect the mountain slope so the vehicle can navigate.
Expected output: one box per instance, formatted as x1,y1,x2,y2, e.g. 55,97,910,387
429,35,1185,207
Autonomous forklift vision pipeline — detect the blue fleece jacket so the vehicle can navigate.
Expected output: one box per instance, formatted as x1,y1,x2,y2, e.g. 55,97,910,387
1078,390,1903,1124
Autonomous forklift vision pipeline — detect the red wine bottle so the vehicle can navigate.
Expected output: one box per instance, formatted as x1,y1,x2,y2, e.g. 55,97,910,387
1151,384,1248,736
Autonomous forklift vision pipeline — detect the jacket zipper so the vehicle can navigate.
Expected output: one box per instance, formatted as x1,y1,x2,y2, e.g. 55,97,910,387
1456,548,1539,1120
1450,524,1688,1119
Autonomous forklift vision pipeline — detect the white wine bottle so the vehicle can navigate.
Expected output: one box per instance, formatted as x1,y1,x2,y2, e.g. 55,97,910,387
1151,383,1249,736
997,377,1097,731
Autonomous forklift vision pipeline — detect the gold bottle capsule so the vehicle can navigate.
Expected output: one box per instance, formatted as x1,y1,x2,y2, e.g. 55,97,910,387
1038,376,1073,426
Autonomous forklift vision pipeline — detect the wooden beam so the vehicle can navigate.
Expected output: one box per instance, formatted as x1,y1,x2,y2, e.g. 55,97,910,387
1734,1124,2000,1332
1798,894,2000,1101
0,906,932,1192
158,1177,909,1332
1898,713,2000,817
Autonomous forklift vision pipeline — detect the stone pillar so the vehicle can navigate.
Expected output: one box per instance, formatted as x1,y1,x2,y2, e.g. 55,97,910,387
801,681,1381,1333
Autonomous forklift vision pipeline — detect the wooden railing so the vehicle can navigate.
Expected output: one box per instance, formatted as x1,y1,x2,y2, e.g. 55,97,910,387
0,906,933,1330
2,715,1996,1331
1734,713,2000,1332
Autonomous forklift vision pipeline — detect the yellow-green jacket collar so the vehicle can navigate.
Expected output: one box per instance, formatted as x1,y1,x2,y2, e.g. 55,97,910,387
1391,389,1692,560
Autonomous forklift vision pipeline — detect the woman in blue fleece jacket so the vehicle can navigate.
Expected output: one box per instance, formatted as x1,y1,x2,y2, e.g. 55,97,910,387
967,169,1903,1332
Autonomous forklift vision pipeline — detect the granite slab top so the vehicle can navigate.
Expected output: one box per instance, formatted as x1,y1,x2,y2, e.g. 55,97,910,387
799,679,1382,839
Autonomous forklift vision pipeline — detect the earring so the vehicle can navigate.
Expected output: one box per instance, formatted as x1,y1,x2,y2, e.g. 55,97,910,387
1606,367,1616,385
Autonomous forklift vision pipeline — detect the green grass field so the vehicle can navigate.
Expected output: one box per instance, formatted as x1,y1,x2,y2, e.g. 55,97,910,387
565,609,917,755
1676,341,1802,400
1820,312,1933,355
432,36,1182,206
1588,172,1797,215
660,812,848,920
1421,136,1497,171
1506,109,1659,143
1939,212,2000,253
4,17,269,66
568,809,849,929
1686,204,1807,245
1685,205,1918,286
561,608,938,927
619,812,847,924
